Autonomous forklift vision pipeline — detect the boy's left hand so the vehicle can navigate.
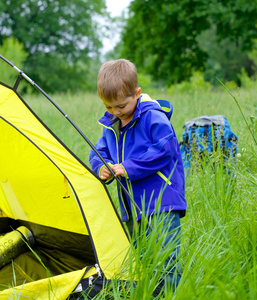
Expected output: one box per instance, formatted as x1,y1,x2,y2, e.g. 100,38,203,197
112,164,126,177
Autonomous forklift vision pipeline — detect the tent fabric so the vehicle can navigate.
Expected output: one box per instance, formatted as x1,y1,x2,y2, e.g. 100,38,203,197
0,218,96,284
0,82,131,298
0,265,97,299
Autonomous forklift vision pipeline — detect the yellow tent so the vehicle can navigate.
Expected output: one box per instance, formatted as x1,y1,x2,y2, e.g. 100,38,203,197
0,76,131,298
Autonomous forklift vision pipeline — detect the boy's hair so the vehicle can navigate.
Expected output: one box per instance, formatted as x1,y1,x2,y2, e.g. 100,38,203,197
97,59,138,102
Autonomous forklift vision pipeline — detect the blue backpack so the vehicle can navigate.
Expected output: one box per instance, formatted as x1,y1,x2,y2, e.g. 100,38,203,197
180,115,238,171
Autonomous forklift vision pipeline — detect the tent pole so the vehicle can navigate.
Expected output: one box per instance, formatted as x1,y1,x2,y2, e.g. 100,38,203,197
0,55,180,269
0,55,144,220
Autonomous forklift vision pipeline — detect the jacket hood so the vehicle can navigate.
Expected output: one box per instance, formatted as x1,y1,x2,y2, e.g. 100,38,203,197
98,93,173,126
138,94,173,121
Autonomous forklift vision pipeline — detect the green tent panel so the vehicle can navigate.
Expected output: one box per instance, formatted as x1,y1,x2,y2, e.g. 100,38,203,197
0,82,131,298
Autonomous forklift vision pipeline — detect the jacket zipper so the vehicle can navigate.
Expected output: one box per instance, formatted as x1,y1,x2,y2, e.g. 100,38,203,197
98,122,129,220
121,121,137,206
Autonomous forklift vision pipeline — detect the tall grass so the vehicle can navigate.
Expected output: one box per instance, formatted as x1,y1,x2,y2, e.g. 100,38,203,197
22,85,257,299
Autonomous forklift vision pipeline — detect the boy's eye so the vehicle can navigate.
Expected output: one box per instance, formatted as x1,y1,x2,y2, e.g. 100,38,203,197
118,105,126,108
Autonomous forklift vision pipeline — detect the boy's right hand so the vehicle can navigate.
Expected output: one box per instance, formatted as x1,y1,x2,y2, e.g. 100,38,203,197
100,166,112,180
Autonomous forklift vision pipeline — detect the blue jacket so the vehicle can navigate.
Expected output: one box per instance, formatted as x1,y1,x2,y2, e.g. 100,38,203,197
89,94,187,222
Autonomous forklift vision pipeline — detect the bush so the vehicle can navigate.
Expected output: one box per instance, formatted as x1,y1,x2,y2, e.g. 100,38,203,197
238,68,256,89
168,72,211,95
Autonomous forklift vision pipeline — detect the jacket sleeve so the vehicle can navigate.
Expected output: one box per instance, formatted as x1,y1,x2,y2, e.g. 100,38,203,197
121,110,180,181
89,128,115,181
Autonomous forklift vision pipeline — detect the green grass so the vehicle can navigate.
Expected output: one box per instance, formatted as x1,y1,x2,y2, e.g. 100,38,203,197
20,85,257,299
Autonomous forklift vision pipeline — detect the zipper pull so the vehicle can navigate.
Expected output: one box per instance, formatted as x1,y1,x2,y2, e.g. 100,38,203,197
95,264,102,278
88,275,94,287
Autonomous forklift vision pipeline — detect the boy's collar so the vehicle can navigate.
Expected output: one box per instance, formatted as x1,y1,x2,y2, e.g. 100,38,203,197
109,114,119,123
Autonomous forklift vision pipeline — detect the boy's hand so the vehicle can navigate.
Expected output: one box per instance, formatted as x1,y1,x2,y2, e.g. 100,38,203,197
112,164,126,177
100,166,112,180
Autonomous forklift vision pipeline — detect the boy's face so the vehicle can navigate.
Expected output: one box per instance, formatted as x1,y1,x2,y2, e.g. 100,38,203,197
102,87,141,126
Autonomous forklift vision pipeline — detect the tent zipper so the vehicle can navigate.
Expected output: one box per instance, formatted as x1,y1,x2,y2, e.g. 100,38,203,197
88,263,102,287
95,263,102,278
88,275,94,287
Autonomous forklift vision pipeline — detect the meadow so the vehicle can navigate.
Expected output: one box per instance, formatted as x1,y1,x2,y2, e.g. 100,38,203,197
21,84,257,299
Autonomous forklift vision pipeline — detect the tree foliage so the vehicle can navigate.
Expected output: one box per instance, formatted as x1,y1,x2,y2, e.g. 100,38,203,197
0,0,106,92
120,0,257,86
197,27,252,85
0,36,29,87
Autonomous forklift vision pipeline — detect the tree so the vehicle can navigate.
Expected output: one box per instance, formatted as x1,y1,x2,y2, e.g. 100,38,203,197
120,0,257,86
210,0,257,51
0,0,107,92
0,36,29,87
197,26,252,85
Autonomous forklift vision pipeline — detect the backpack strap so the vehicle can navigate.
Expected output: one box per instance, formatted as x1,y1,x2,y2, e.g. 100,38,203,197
204,125,208,137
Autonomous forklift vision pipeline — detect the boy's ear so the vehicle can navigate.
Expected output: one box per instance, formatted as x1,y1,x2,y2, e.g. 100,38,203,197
136,87,141,98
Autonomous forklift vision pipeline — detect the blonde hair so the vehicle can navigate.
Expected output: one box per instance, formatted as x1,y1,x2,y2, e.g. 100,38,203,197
97,59,138,102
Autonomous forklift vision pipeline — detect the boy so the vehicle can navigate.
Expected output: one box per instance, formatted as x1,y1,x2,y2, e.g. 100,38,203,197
89,59,187,289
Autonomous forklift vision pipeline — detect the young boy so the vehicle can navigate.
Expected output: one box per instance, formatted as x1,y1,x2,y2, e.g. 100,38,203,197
89,59,187,289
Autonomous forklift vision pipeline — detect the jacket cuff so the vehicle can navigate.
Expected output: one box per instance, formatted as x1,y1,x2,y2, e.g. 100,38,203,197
121,164,129,179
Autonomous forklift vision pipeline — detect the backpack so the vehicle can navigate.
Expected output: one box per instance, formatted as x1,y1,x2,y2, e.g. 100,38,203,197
180,115,238,171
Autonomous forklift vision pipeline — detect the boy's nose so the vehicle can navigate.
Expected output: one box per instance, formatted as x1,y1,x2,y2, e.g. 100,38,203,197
113,108,120,115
